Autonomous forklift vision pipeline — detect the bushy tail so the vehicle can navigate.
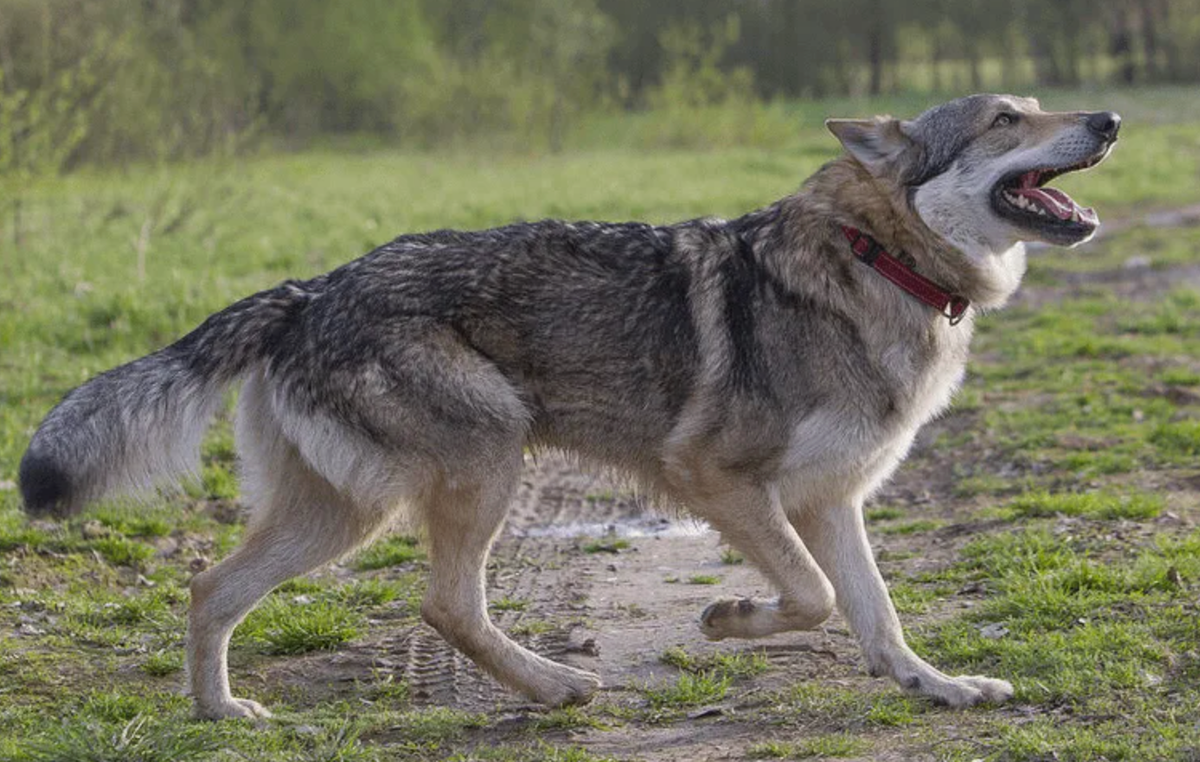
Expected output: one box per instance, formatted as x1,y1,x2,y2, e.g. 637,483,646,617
19,281,314,518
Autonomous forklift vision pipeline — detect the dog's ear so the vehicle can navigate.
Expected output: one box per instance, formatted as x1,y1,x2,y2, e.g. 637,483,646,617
825,117,917,178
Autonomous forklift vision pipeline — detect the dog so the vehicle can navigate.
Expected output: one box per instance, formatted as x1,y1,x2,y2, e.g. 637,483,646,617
19,94,1119,719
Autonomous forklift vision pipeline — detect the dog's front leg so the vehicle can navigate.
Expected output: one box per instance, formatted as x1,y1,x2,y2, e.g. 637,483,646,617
684,482,836,641
794,503,1013,707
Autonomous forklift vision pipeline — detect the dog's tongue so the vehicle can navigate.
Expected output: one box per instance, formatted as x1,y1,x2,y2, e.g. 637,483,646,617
1015,172,1098,224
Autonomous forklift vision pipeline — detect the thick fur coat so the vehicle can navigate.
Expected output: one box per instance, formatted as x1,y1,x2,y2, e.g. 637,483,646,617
20,94,1119,718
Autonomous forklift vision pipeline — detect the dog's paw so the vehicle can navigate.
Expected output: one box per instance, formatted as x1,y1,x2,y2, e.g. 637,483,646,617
700,596,830,640
530,665,602,707
700,597,755,640
193,697,273,721
943,675,1014,706
900,671,1014,708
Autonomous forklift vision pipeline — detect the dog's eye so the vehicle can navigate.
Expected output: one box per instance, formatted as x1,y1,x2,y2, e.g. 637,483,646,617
992,113,1019,128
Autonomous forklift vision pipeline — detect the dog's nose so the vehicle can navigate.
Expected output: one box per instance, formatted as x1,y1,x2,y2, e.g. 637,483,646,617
1086,111,1121,141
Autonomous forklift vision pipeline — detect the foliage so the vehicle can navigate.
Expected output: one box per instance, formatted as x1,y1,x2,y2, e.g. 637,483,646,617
1,87,1200,761
3,0,1200,170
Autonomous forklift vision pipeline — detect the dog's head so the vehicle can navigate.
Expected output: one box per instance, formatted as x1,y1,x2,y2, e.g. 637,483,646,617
827,94,1119,256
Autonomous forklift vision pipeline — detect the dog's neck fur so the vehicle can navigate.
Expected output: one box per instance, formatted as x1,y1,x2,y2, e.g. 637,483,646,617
775,157,1026,313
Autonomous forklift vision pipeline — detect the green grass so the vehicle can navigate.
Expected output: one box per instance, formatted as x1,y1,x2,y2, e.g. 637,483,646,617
660,647,770,679
330,578,409,608
643,671,732,709
1150,419,1200,459
779,684,921,729
865,506,905,522
1004,490,1165,521
20,713,225,762
528,706,611,734
3,86,1200,761
580,537,631,554
748,734,870,759
91,537,157,567
720,547,745,565
445,742,619,762
490,596,530,612
876,519,942,535
141,650,184,677
353,535,423,571
237,597,365,655
509,619,553,636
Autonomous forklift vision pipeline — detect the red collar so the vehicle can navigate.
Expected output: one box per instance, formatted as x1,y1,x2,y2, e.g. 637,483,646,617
841,226,969,325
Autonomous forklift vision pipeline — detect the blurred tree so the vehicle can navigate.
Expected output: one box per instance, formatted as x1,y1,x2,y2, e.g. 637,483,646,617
4,0,1200,167
481,0,614,151
210,0,437,136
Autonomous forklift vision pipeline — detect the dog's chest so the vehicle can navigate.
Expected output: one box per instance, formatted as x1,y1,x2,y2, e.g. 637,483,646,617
777,320,971,498
884,322,972,428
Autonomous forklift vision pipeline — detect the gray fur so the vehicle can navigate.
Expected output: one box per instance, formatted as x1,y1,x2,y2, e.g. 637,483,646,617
19,95,1118,717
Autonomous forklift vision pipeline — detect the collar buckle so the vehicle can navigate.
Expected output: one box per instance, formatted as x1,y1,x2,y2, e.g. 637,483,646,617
944,296,970,326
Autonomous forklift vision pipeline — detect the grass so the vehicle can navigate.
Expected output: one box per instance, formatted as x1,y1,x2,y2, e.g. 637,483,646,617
876,519,942,535
237,597,365,655
1003,489,1164,520
21,713,224,762
865,506,905,522
642,671,732,709
748,735,870,759
141,650,184,677
660,646,770,679
509,619,553,636
490,596,530,612
90,535,158,567
353,535,423,571
3,86,1200,760
720,547,745,565
580,537,631,554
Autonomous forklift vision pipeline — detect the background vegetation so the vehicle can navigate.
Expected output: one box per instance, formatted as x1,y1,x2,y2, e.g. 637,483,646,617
3,0,1200,167
4,3,1200,761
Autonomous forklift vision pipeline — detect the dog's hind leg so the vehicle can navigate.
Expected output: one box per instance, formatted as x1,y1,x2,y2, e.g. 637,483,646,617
686,482,837,641
187,377,393,720
187,457,385,719
794,503,1014,707
419,457,602,707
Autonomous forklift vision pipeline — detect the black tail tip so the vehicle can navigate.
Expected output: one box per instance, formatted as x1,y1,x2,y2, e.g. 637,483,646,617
19,448,76,519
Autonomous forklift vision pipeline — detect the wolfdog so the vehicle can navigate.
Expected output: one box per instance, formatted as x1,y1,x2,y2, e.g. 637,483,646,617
20,95,1119,719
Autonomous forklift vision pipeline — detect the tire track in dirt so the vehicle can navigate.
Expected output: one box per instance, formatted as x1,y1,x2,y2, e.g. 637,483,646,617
369,451,850,714
333,454,655,711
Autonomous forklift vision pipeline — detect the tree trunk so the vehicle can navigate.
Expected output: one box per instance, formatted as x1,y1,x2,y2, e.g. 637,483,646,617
780,0,803,97
1111,8,1135,85
932,32,944,93
867,8,884,96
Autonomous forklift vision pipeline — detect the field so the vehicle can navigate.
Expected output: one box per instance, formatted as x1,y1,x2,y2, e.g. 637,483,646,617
3,88,1200,761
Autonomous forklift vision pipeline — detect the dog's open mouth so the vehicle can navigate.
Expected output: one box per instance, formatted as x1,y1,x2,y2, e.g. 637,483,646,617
992,150,1109,243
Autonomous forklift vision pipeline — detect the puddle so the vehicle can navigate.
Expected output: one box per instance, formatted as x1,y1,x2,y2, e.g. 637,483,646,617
510,515,711,539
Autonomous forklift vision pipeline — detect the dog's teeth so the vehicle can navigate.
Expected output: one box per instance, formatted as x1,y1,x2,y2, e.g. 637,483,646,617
1070,207,1081,222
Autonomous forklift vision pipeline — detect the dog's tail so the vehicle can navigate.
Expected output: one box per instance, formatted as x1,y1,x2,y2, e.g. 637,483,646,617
19,280,315,518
